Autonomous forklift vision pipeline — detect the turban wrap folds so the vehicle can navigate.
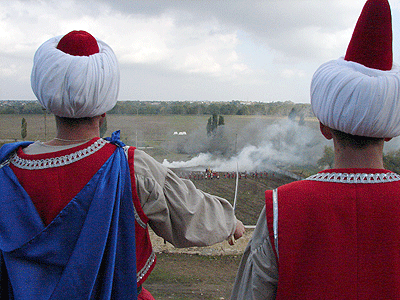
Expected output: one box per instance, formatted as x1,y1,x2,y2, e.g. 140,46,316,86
31,33,120,118
311,58,400,138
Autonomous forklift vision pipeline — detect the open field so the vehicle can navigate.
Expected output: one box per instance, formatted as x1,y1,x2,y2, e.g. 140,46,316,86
0,113,320,162
144,252,242,300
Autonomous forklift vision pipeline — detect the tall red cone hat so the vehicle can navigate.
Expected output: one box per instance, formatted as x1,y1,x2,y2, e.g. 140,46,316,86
56,30,99,56
345,0,393,71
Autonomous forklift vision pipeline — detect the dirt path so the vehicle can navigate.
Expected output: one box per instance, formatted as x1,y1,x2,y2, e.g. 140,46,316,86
149,228,254,256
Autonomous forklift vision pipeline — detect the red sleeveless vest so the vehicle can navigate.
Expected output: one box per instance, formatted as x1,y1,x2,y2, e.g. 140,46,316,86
266,170,400,299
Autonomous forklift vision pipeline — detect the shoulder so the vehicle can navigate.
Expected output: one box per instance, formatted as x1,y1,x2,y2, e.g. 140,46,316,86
128,147,168,182
265,179,316,198
0,141,33,162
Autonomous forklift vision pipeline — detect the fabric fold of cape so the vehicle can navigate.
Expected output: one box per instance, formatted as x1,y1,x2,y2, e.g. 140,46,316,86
0,131,137,299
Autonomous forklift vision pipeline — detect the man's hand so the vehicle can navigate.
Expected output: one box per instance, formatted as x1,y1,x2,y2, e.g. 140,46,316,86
228,220,245,245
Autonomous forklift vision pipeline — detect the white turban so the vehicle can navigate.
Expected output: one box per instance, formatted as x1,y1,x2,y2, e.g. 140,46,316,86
311,57,400,138
31,35,119,118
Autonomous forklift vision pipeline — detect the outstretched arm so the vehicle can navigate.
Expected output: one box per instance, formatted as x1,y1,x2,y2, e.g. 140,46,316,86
133,149,244,247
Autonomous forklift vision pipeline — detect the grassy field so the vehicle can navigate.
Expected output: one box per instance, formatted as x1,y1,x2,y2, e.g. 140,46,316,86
0,113,320,161
144,253,243,300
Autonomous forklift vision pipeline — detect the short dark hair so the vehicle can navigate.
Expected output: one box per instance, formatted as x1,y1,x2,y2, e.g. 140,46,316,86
331,129,384,149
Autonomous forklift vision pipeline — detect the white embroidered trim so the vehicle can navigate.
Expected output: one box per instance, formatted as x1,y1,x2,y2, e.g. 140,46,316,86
10,139,108,170
123,145,130,157
137,251,156,283
134,209,147,229
306,172,400,184
272,188,279,259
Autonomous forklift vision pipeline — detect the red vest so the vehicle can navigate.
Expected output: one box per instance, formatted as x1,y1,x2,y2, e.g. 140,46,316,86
10,139,155,286
266,169,400,299
126,146,156,285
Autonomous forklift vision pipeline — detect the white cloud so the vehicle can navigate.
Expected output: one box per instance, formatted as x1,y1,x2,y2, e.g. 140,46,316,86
280,68,306,79
0,62,19,78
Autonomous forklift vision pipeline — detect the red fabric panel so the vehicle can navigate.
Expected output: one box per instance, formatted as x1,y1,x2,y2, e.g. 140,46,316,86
138,287,155,300
10,139,115,225
267,169,400,299
127,146,156,286
345,0,393,70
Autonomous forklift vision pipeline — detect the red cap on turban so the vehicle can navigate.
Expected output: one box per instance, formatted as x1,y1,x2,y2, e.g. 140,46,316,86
345,0,393,71
56,30,100,56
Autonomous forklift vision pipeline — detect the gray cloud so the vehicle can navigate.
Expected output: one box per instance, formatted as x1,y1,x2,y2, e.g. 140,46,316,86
93,0,365,61
1,0,397,103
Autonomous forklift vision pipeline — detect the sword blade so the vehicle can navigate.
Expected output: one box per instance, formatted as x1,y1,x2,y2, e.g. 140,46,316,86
233,162,239,211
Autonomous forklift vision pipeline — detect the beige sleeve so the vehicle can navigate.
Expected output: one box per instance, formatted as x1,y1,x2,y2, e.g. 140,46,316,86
133,149,236,248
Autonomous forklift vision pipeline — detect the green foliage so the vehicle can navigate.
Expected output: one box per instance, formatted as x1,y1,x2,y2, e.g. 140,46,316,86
317,146,334,169
21,118,27,140
288,108,297,121
212,114,218,131
206,117,212,136
206,114,224,137
384,150,400,173
99,117,107,138
218,115,225,126
0,100,314,118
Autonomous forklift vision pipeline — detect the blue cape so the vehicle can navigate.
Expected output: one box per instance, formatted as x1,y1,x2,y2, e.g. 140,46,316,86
0,131,137,299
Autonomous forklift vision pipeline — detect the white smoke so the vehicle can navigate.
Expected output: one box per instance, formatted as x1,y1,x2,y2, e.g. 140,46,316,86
162,118,330,172
384,136,400,153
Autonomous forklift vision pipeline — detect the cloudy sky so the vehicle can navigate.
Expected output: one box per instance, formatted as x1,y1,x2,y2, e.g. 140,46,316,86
1,0,400,104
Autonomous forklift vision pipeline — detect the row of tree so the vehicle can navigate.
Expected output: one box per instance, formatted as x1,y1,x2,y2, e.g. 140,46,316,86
0,100,313,117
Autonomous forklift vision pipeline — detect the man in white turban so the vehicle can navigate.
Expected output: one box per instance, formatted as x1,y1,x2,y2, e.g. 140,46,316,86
232,0,400,299
0,31,244,300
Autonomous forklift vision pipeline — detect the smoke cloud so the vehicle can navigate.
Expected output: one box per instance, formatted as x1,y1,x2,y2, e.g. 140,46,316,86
162,118,331,172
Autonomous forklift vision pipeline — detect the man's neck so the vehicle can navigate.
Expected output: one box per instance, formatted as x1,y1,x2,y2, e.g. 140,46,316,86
45,116,101,146
333,143,385,169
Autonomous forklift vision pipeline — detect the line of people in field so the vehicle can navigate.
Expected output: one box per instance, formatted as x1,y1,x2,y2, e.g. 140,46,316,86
179,170,274,180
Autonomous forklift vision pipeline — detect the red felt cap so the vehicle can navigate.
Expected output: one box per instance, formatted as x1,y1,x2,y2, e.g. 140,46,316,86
56,30,99,56
345,0,393,71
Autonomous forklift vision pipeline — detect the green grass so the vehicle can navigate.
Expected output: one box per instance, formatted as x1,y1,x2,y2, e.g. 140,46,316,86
144,253,243,300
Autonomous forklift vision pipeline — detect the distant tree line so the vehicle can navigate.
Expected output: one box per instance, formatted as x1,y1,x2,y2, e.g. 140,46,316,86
0,101,46,114
0,100,313,117
109,100,314,117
